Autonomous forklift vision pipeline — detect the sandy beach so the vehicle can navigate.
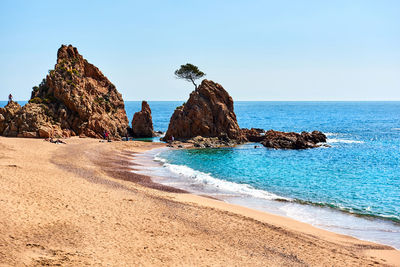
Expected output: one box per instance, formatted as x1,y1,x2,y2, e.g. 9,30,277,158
0,136,399,266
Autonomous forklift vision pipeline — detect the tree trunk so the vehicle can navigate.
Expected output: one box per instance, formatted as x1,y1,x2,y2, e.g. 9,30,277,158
190,78,197,90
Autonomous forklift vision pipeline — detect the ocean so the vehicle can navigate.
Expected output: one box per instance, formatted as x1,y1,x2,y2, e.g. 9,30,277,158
2,100,400,248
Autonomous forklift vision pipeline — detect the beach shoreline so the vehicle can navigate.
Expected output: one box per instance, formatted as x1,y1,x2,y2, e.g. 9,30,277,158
1,136,399,266
136,144,400,250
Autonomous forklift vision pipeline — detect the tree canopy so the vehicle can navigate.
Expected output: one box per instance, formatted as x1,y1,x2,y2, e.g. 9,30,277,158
174,63,205,89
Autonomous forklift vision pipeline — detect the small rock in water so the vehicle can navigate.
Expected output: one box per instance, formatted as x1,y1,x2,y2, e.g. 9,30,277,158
260,130,327,149
131,101,155,137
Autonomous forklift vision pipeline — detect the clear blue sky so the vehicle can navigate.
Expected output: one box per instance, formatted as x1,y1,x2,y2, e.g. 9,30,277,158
1,0,399,101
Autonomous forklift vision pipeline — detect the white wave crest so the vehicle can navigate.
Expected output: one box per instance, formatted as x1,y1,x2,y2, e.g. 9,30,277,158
327,138,364,144
324,132,338,137
161,161,285,201
154,155,167,163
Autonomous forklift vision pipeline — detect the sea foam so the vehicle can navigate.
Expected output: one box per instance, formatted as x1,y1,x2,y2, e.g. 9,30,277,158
154,155,286,201
325,133,364,144
327,138,364,144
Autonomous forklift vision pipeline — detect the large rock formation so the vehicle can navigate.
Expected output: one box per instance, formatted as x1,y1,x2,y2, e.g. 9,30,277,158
131,101,155,137
163,80,245,142
0,45,129,139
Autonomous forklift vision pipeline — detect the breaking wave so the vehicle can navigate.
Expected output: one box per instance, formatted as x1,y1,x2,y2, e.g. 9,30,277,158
154,156,287,201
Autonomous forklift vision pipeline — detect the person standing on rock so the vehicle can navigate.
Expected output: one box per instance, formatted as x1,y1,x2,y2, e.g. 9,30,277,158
8,94,13,103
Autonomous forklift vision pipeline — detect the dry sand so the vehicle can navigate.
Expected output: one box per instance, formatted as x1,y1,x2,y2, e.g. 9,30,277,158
0,136,399,266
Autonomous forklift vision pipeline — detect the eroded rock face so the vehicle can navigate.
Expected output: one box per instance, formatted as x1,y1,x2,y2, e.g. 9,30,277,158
241,128,265,142
0,101,22,137
0,45,129,139
163,80,245,142
186,135,238,148
131,101,154,137
260,130,327,149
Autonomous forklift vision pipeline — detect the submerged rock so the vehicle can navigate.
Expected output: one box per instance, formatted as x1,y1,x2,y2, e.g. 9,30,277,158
163,79,246,143
131,101,155,137
0,44,129,139
260,130,327,149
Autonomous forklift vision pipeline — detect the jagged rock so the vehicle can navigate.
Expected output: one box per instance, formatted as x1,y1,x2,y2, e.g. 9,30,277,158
0,101,64,138
241,128,265,142
0,101,22,136
163,80,246,143
260,130,327,149
22,131,38,138
0,45,129,139
300,130,327,144
186,135,237,148
131,101,155,137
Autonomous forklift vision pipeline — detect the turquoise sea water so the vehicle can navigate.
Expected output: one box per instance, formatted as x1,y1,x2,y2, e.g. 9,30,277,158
2,100,400,247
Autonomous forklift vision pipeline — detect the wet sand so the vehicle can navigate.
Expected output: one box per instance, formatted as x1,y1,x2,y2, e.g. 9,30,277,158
0,136,399,266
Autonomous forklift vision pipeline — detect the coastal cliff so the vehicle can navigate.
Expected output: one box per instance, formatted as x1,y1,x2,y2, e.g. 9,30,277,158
163,80,246,143
131,101,155,137
0,45,129,139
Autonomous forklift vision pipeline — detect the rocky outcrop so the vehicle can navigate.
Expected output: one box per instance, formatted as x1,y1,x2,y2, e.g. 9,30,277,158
0,45,129,139
300,131,327,144
241,127,327,149
260,130,327,149
241,128,265,142
0,101,63,138
0,101,22,136
131,101,155,137
186,135,237,148
163,80,246,143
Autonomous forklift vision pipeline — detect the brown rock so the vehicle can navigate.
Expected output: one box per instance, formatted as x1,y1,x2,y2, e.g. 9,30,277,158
241,128,265,142
0,101,22,136
38,126,53,138
0,45,129,139
131,101,155,137
22,131,38,138
187,136,237,148
260,130,327,149
0,101,62,138
301,130,327,143
163,80,245,142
